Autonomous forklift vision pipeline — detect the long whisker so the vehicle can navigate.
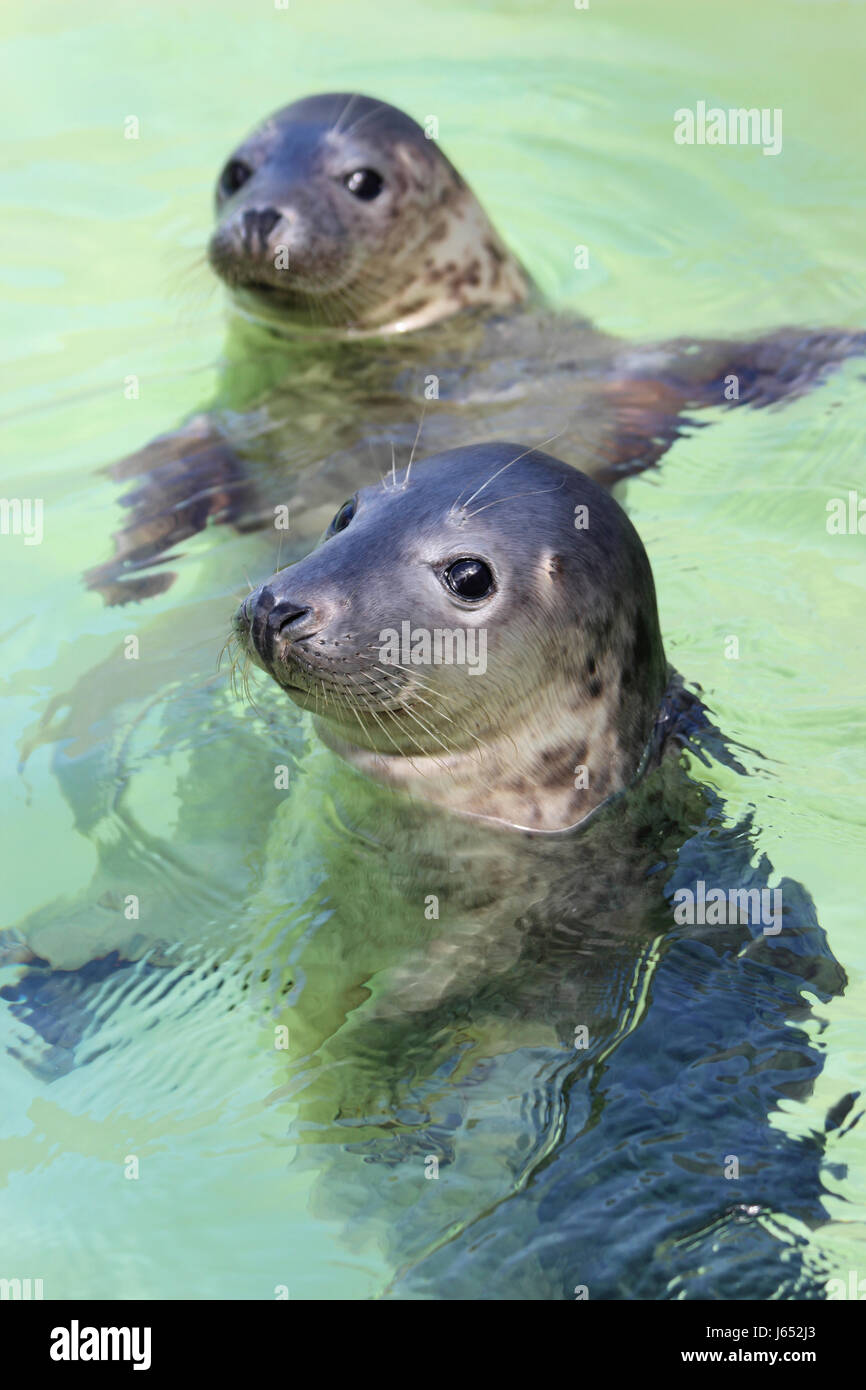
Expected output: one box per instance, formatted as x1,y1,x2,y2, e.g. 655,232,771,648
331,92,362,136
465,479,565,519
402,401,427,488
341,100,390,141
454,432,566,514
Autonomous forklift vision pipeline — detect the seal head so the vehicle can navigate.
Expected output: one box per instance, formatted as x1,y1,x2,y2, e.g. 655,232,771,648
233,443,668,832
208,93,531,334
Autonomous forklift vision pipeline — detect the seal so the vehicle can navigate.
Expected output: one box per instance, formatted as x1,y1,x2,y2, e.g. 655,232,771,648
218,442,845,1243
207,92,531,335
6,445,847,1302
85,91,864,606
233,441,670,833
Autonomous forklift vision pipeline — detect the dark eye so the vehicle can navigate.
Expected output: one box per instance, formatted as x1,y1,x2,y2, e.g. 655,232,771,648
343,168,384,200
329,498,356,534
443,558,494,601
220,159,253,197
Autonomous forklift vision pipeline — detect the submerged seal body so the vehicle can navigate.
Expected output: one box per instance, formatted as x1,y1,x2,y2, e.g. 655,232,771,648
85,92,864,604
222,441,843,1297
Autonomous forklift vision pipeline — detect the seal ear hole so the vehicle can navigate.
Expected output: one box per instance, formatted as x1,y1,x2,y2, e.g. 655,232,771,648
343,168,385,201
220,159,254,198
546,553,565,579
442,557,495,602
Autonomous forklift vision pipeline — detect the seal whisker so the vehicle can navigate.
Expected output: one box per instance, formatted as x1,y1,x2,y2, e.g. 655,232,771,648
454,432,566,514
402,401,428,489
366,673,503,789
340,100,391,142
362,676,457,774
222,634,246,704
237,650,269,722
362,702,428,778
362,651,465,708
464,479,566,520
372,667,492,767
217,636,233,673
330,92,363,136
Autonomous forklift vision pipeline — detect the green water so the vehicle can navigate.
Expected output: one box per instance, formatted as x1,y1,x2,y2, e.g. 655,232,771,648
1,0,865,1298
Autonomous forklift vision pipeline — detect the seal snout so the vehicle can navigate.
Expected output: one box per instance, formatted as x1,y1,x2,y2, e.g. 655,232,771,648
238,584,319,668
240,207,283,255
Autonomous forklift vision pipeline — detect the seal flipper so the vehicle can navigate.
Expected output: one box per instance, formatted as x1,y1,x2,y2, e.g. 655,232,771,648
625,326,865,411
1,953,158,1080
85,414,252,605
590,327,863,485
0,943,204,1082
591,377,698,485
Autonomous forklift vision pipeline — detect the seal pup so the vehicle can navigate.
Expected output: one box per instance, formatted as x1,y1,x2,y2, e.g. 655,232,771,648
206,91,530,336
223,441,847,1297
85,92,864,604
6,445,848,1301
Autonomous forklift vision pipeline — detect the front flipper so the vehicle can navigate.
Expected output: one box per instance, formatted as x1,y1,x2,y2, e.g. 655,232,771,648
85,414,254,605
1,952,164,1080
624,326,865,411
590,326,864,486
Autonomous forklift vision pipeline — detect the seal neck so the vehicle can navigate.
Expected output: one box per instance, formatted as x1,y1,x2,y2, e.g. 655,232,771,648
356,193,533,336
314,675,664,835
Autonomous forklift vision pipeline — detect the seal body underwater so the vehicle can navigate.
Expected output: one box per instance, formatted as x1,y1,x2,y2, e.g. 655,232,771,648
85,91,864,603
224,442,848,1296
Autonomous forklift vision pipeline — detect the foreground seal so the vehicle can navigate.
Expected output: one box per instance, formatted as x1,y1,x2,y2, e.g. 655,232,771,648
233,441,669,832
86,92,864,604
221,443,845,1296
6,445,849,1300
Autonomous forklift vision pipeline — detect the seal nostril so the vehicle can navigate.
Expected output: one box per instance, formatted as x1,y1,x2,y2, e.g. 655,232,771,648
273,603,313,636
257,208,282,238
241,207,282,254
265,598,316,647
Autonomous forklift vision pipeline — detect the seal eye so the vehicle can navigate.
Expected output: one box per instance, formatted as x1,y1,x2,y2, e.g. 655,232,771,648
220,159,253,197
443,558,494,602
343,168,384,201
329,498,356,535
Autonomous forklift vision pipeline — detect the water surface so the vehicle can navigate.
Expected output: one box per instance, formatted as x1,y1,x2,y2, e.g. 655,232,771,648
1,0,865,1299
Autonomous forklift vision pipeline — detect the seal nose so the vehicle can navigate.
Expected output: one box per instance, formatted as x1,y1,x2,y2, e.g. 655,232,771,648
242,585,317,665
241,207,282,254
